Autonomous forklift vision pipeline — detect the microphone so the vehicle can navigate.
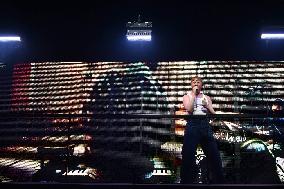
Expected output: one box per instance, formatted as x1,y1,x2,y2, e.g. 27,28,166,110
194,87,198,109
195,87,199,95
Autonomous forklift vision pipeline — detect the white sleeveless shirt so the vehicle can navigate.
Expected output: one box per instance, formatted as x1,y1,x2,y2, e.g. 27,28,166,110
187,92,208,115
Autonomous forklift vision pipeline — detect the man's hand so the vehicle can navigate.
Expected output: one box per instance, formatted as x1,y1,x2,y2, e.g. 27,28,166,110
202,95,208,107
188,91,196,99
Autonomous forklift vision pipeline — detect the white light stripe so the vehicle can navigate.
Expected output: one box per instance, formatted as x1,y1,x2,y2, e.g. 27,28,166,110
0,36,21,42
261,33,284,39
126,35,151,41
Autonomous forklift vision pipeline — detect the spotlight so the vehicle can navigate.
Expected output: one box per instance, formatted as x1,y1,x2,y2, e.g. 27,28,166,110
0,36,21,42
126,15,152,42
261,26,284,39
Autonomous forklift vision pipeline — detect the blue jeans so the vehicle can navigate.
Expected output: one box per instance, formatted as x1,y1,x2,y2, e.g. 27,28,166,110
180,118,224,184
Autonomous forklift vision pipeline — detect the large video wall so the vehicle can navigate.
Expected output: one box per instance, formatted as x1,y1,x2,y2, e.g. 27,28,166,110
0,61,283,183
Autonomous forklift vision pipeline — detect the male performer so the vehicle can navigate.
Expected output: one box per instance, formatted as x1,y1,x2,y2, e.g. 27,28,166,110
180,76,224,184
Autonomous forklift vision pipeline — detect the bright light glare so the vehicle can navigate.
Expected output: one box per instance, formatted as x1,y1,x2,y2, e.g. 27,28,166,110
261,33,284,39
0,36,21,42
126,35,151,41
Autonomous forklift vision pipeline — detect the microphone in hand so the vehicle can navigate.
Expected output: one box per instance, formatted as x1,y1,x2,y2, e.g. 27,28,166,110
193,86,199,95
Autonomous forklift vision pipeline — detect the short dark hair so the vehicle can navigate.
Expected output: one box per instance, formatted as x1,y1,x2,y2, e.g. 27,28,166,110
191,76,202,83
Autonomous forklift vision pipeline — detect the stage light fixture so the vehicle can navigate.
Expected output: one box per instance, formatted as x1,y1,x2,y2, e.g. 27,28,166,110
261,33,284,39
126,15,152,42
0,36,21,42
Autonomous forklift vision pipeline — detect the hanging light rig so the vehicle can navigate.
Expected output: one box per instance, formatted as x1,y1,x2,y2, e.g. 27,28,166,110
126,15,152,42
261,26,284,39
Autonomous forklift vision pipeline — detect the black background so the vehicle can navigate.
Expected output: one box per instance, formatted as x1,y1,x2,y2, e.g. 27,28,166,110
1,0,284,63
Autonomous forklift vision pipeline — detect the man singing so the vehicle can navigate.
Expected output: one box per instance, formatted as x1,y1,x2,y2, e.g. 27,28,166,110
180,76,224,184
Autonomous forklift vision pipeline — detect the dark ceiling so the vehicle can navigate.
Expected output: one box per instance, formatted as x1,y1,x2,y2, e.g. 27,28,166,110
1,0,284,63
